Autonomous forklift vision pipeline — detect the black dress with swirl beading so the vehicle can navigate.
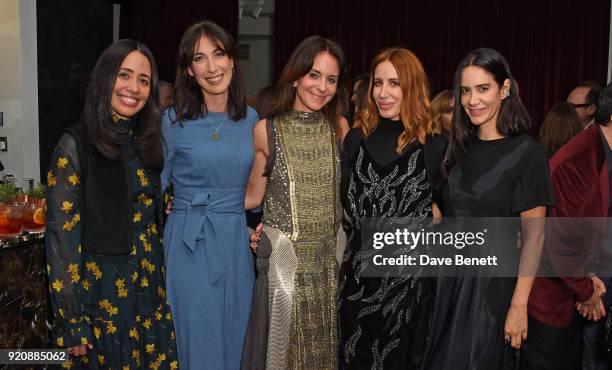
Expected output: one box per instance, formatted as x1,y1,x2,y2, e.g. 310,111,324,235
338,119,440,370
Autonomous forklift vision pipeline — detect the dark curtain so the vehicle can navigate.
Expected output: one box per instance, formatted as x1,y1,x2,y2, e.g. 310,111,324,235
273,0,610,134
119,0,238,83
38,0,113,181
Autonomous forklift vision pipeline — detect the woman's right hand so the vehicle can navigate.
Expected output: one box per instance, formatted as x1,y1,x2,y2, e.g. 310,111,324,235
165,196,174,215
250,223,263,251
68,343,92,356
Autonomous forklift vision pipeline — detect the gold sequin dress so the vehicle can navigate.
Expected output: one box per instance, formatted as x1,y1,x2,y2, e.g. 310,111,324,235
261,110,341,369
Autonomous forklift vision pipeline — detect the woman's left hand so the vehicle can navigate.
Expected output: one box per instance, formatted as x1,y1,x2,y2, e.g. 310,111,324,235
504,304,528,349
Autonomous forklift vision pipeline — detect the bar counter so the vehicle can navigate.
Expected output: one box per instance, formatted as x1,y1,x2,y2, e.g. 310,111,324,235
0,233,48,351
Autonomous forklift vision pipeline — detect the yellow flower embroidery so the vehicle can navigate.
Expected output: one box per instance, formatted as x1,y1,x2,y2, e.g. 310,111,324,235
138,193,153,207
116,279,129,298
129,326,139,341
149,353,167,369
131,271,139,282
56,337,64,346
82,279,90,291
136,169,149,187
148,223,158,235
166,312,172,321
62,213,80,231
123,366,130,370
157,287,166,298
170,360,178,370
80,337,88,345
131,245,137,256
68,173,80,186
85,262,102,280
94,327,101,339
132,350,141,367
106,321,117,334
145,343,155,353
139,258,156,273
61,359,73,369
98,355,105,365
98,299,119,316
57,157,68,169
61,201,73,213
47,171,57,187
52,279,64,292
58,308,65,318
141,276,149,288
133,211,142,223
80,357,89,364
143,240,152,252
155,311,162,321
143,318,152,330
67,263,80,283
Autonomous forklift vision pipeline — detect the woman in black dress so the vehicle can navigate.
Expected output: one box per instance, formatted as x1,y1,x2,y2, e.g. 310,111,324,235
422,48,554,370
338,47,446,369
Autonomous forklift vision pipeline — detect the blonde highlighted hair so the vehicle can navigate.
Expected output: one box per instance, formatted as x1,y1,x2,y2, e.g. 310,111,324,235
354,48,434,154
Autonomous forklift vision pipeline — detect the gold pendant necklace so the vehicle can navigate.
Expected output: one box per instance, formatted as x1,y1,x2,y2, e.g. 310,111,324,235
207,114,228,141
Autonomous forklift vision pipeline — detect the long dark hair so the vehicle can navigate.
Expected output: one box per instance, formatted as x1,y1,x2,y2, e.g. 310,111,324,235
443,48,530,174
267,36,349,139
173,20,246,123
538,102,582,158
82,39,163,171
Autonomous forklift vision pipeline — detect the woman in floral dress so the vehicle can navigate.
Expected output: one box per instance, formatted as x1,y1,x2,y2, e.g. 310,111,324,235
45,39,178,369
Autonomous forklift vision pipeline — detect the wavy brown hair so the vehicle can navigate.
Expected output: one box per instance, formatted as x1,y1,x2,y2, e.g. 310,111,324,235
538,102,582,158
354,48,434,154
173,20,246,124
266,36,349,140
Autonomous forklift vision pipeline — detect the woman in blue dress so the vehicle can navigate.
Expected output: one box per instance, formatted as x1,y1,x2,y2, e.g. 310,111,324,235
161,21,258,369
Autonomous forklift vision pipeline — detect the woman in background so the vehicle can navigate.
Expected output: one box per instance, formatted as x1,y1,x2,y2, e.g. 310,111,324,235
243,35,349,369
430,89,454,136
161,21,258,369
46,39,177,369
538,102,583,158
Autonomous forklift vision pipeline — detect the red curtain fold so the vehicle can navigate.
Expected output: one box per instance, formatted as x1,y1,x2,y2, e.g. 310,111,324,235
119,0,237,83
274,0,610,133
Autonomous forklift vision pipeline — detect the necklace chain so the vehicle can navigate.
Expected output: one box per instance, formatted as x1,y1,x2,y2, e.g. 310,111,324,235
207,114,228,141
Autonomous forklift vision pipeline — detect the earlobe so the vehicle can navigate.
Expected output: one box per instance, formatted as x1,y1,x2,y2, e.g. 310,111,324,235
293,81,298,88
187,67,194,77
501,79,511,99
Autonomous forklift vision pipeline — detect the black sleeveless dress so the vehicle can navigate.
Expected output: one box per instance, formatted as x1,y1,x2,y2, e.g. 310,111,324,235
338,119,444,369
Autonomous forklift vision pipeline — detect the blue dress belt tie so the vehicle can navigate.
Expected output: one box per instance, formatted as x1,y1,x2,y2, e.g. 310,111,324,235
172,189,246,284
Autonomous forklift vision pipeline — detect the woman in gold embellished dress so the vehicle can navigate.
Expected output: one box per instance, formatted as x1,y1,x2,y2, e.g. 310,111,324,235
45,40,178,369
242,36,349,370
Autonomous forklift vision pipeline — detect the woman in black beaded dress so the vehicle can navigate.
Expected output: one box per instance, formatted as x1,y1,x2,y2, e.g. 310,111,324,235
338,47,446,369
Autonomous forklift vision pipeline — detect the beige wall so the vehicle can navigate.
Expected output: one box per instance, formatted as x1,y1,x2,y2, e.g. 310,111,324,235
239,0,275,96
0,0,40,182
